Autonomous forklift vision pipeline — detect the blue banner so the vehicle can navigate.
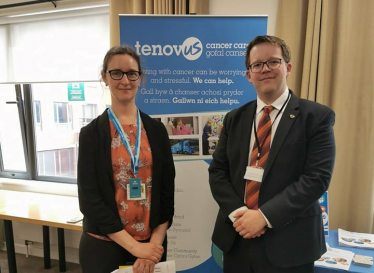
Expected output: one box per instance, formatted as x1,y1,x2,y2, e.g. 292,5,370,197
120,15,267,115
120,15,267,272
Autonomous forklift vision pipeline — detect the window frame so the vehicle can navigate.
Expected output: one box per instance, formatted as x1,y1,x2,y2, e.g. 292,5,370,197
0,5,109,185
0,83,78,183
0,84,30,179
30,84,77,183
53,102,73,130
82,103,98,127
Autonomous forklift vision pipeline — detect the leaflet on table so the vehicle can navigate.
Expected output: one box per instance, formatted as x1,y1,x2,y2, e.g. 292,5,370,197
338,228,374,249
315,243,354,271
111,260,176,273
353,254,373,267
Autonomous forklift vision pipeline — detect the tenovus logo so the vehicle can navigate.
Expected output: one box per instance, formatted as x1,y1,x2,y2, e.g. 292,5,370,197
181,37,203,60
134,37,203,61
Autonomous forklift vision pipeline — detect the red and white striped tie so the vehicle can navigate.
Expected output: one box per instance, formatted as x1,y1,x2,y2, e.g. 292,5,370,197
245,105,274,209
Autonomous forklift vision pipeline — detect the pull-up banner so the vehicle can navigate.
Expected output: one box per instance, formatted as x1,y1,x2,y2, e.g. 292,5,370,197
119,15,267,272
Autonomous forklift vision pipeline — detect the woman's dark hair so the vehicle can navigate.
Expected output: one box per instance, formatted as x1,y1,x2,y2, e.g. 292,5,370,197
101,45,143,75
173,118,182,127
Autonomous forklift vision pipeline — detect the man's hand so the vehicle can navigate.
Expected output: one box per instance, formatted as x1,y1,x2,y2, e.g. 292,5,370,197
132,258,156,273
233,209,267,239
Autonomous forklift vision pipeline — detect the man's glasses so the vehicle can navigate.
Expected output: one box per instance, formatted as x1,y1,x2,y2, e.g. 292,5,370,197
248,58,283,73
106,70,141,81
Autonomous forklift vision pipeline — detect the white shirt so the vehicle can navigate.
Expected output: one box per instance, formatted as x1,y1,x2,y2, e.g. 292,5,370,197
229,87,291,226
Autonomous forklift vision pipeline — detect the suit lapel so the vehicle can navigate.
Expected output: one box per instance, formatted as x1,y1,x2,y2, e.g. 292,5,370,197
263,93,299,180
240,103,257,180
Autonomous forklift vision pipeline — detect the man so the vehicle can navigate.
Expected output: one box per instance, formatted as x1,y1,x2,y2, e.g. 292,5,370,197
208,35,336,272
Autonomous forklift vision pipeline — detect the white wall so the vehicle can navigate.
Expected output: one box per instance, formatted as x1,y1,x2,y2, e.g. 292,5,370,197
209,0,279,35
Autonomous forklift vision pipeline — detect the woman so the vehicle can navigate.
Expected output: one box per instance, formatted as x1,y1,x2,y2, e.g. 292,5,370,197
172,117,192,135
77,45,175,273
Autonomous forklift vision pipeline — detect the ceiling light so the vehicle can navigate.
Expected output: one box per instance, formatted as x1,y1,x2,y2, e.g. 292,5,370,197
6,4,109,18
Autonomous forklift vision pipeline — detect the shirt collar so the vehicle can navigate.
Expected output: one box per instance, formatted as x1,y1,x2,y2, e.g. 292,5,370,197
256,87,289,114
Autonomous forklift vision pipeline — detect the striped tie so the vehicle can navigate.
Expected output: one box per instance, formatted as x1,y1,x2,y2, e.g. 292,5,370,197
245,105,274,209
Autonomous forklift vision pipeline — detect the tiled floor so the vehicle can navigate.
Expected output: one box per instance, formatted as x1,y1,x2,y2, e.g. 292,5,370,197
0,250,82,273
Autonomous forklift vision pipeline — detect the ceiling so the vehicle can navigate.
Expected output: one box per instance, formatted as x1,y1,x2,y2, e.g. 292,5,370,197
0,0,63,9
0,0,108,19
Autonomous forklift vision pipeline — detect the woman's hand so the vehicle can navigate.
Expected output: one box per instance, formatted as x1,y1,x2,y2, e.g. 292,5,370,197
129,242,163,263
132,258,156,273
108,230,164,264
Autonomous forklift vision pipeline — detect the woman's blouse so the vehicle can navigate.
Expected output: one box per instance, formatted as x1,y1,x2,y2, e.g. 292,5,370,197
88,118,153,241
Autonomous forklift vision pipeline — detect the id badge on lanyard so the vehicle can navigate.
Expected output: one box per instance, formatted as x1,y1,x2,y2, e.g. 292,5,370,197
108,107,146,200
244,166,264,182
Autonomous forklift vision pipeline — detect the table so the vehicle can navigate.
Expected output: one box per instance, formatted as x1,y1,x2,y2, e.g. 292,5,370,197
0,190,83,273
315,230,374,273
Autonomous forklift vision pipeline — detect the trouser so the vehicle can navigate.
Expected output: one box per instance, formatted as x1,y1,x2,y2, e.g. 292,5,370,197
223,235,314,273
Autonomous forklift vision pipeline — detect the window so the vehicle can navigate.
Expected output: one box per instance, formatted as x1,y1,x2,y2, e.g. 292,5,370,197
0,82,110,183
0,13,109,83
54,102,73,130
82,104,98,126
32,82,109,182
0,10,110,183
34,100,42,131
0,84,28,175
38,148,75,178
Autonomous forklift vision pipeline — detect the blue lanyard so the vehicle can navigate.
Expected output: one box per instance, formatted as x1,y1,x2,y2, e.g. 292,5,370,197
107,107,141,176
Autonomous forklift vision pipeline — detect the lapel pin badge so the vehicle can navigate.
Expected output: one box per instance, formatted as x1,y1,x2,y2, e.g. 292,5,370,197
290,114,295,119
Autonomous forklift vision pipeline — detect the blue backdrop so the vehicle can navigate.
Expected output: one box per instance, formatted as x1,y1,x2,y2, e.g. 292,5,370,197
119,15,267,115
119,15,267,272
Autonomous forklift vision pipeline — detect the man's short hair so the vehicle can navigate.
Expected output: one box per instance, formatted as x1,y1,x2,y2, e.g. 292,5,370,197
245,35,291,69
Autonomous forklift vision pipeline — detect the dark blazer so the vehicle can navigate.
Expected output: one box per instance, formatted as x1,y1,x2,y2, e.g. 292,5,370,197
209,91,335,268
78,109,175,236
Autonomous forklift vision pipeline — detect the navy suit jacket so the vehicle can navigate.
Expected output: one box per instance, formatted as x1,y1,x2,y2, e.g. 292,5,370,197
209,91,336,267
78,109,175,236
